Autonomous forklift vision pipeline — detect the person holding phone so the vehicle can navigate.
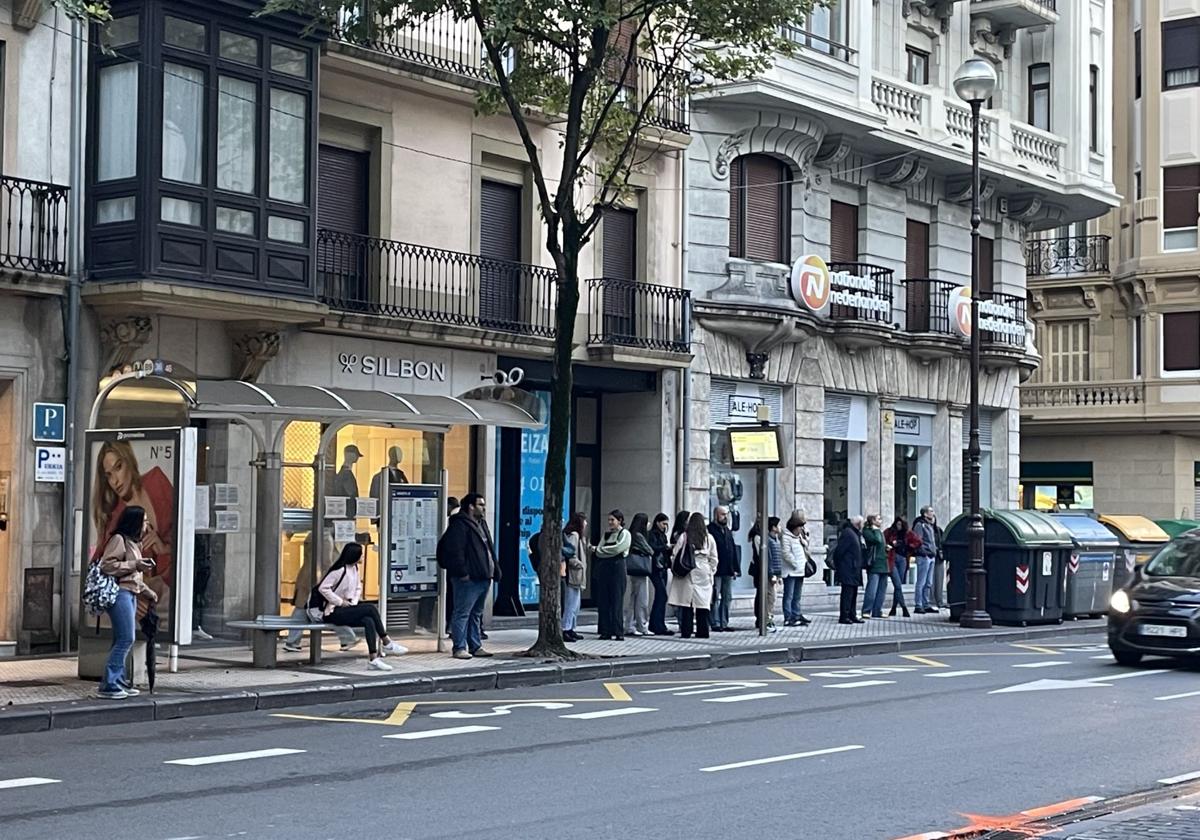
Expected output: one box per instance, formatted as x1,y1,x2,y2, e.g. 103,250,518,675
96,505,158,699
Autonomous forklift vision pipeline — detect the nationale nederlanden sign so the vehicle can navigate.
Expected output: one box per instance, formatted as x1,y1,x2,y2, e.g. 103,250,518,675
788,254,890,318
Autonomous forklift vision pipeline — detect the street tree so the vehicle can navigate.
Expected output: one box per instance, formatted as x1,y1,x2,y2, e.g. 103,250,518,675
265,0,814,657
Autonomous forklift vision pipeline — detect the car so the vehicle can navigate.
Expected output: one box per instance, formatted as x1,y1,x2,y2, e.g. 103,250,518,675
1108,528,1200,666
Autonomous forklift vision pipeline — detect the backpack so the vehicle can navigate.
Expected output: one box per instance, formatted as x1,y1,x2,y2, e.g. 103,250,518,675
671,542,697,578
83,559,120,616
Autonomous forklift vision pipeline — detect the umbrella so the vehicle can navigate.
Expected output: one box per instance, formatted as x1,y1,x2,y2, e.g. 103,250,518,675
139,605,160,694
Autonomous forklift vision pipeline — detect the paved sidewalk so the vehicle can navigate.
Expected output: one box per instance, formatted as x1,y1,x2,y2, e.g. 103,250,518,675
1048,790,1200,840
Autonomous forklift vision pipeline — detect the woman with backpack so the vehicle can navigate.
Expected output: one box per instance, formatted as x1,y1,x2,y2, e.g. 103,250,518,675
592,510,631,640
624,513,654,636
95,505,158,699
647,513,674,636
667,512,718,638
317,543,407,670
562,513,589,642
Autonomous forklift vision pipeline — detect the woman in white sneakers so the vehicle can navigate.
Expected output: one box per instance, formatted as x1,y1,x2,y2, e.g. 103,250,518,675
317,543,406,670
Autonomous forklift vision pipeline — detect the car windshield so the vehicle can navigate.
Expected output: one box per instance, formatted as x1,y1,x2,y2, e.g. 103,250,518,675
1145,535,1200,577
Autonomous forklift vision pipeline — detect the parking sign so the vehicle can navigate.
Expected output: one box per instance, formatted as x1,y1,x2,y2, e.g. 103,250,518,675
35,446,66,483
33,403,66,443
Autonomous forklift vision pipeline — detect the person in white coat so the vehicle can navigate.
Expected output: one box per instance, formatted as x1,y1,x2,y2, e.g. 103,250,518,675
781,514,812,627
667,511,718,638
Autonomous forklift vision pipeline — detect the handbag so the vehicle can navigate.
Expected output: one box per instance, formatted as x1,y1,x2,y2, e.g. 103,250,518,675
626,552,652,577
804,557,818,578
671,543,696,577
305,567,347,621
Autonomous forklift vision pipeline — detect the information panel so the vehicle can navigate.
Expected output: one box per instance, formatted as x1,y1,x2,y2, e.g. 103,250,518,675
727,426,784,468
385,483,441,596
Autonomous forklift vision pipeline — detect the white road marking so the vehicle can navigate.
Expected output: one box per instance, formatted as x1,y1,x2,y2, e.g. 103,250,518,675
1156,689,1200,702
1097,669,1170,681
1090,654,1112,660
165,748,305,767
989,679,1108,694
560,707,658,720
672,684,770,696
384,725,500,740
924,670,989,679
700,744,864,773
822,680,897,689
1013,661,1072,669
703,692,788,704
811,667,915,678
0,777,61,790
1159,770,1200,786
641,683,725,694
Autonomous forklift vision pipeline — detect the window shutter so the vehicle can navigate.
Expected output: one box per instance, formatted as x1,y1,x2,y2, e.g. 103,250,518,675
823,393,852,438
729,160,744,257
1163,165,1200,230
602,208,637,280
743,156,787,263
1163,19,1200,87
479,180,523,324
1163,311,1200,372
830,201,858,262
317,145,369,235
905,220,929,278
978,236,995,295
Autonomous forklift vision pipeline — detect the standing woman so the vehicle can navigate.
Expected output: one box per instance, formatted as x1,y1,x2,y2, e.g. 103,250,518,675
319,543,407,670
861,514,890,618
670,510,690,544
96,506,158,699
668,512,718,638
593,510,631,640
624,513,653,636
884,516,916,618
647,513,673,635
781,515,811,627
562,513,589,642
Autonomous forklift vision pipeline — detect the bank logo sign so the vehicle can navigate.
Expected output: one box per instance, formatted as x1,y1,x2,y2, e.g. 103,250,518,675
789,254,890,318
947,286,1026,342
949,286,972,337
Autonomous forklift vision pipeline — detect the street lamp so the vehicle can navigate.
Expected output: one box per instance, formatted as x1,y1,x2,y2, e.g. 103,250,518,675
954,58,996,630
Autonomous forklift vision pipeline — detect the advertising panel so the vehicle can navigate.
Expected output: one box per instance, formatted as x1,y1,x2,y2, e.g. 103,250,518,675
518,391,570,606
384,483,442,596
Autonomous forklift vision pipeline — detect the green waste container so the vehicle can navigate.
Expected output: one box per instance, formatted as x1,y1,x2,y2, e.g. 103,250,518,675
945,509,1073,626
1052,514,1119,619
1155,519,1200,539
1097,515,1169,589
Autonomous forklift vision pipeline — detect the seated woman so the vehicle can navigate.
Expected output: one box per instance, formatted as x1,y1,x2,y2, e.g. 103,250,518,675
317,544,407,670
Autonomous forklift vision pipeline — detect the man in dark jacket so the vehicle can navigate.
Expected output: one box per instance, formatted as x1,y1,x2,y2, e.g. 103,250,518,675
436,493,500,659
833,516,866,625
707,506,740,632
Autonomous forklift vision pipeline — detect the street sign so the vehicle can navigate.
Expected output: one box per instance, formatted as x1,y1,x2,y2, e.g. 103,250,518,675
32,402,66,443
34,446,65,483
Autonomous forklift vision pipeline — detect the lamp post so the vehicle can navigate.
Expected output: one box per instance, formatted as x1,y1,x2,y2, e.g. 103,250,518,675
953,58,997,630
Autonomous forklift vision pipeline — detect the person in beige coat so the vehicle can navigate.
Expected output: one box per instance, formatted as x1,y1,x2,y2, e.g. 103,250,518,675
667,512,719,638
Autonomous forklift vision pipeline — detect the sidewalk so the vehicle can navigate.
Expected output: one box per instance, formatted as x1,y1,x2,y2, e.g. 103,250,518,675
0,586,1106,735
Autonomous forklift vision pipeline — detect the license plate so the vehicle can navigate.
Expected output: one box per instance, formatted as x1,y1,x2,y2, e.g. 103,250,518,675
1139,623,1188,638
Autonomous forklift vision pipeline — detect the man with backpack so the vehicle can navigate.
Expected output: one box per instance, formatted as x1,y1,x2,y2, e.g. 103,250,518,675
436,493,499,659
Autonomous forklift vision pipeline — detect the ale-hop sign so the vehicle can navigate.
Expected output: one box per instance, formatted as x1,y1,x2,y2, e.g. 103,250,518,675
947,286,1026,341
789,254,890,318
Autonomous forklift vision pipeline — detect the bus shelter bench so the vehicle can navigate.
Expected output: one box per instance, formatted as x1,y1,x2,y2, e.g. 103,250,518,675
227,616,338,665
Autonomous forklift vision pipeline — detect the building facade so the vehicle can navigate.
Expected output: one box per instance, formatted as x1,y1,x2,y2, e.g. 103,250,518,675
685,0,1118,567
1021,0,1200,519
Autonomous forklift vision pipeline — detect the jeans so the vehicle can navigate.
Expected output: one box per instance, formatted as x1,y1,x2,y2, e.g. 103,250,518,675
862,572,889,617
103,589,136,692
593,558,627,637
914,556,935,609
933,557,947,607
326,603,387,656
782,575,804,623
890,559,910,611
649,569,670,633
451,577,490,653
563,584,582,631
711,575,734,629
624,575,649,634
678,606,710,638
839,584,860,622
287,605,356,647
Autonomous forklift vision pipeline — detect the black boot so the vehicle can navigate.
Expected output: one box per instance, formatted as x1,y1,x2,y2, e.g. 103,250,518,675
902,606,911,618
888,605,897,617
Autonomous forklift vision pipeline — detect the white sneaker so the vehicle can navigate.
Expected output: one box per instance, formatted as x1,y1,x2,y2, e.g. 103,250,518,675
368,658,394,671
193,627,214,641
382,641,408,655
339,640,362,651
282,642,302,653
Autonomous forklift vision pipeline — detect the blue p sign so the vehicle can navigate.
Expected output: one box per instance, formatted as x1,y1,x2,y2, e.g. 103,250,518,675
33,403,66,443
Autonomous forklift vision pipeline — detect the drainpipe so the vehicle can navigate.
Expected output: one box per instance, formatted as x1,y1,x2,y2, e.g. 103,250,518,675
678,147,692,513
59,16,85,652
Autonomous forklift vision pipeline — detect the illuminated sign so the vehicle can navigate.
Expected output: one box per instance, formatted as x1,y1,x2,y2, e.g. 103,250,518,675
789,254,890,318
727,426,784,468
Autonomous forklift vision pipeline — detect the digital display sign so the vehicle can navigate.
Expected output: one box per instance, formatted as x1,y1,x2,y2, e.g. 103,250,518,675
727,426,784,468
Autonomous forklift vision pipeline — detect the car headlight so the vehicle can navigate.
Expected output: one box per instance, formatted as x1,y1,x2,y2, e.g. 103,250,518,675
1111,590,1133,614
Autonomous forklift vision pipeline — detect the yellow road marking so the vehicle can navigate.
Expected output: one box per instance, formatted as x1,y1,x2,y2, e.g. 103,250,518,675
900,654,948,668
766,666,809,682
272,701,415,728
603,682,632,702
1012,643,1059,655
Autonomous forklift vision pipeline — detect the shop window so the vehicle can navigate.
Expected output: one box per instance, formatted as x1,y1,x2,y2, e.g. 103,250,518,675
1163,164,1200,251
1027,63,1050,131
1162,311,1200,373
729,154,790,264
1163,17,1200,90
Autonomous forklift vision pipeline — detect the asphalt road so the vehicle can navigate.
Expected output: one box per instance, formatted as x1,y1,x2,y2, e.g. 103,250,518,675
3,633,1200,840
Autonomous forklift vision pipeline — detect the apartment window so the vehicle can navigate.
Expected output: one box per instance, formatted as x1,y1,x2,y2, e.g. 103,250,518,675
728,155,790,264
1163,311,1200,373
1132,316,1144,378
1163,18,1200,90
906,47,929,85
978,236,995,296
96,62,138,181
1027,63,1051,131
1134,30,1142,99
1134,170,1142,200
1088,65,1099,152
830,200,859,262
1163,164,1200,251
162,63,205,185
905,220,929,277
805,0,848,51
1040,320,1090,382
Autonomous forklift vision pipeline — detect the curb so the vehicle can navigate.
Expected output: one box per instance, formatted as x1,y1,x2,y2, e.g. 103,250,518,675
0,621,1105,736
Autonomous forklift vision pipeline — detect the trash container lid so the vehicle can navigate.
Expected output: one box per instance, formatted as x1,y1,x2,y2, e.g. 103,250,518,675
1155,519,1200,539
1097,515,1170,543
1051,514,1121,546
984,509,1075,547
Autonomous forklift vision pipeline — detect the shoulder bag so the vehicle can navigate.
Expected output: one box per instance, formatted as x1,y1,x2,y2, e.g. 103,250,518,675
671,542,696,578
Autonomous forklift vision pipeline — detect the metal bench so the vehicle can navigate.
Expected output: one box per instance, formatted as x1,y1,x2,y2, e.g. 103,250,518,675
227,615,339,665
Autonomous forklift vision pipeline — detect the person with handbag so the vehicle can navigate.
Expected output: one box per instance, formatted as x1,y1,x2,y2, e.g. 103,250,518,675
833,515,867,625
317,543,407,670
706,506,740,632
781,514,813,627
562,513,589,642
667,512,718,638
624,513,654,636
884,516,918,618
647,513,674,636
592,510,631,640
861,514,890,619
95,505,158,699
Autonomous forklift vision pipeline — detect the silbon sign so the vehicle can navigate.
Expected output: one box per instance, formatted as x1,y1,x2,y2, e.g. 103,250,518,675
789,255,889,318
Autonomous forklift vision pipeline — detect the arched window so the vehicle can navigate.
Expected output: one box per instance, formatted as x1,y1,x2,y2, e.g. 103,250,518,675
728,154,791,264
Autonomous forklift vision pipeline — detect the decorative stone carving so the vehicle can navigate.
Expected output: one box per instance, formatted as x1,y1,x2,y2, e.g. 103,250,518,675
902,0,955,33
230,328,283,382
12,0,43,31
746,352,770,380
1028,290,1046,313
946,175,998,204
1003,193,1043,221
100,316,154,375
1081,287,1098,310
969,17,1016,61
712,131,748,180
815,135,853,168
708,114,828,188
874,156,929,187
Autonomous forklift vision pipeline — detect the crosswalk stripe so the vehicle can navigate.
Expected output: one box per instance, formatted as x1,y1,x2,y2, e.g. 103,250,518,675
703,692,787,704
165,748,305,766
385,725,500,740
1013,661,1071,669
560,707,658,720
0,777,61,790
823,680,896,689
924,670,989,679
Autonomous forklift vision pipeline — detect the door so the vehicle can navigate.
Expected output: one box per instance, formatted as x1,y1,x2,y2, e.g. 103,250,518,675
602,207,637,343
317,145,370,306
905,220,931,331
479,180,523,328
0,380,11,641
829,201,859,320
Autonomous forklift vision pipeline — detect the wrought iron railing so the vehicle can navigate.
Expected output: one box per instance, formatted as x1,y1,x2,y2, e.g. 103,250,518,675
587,277,689,353
827,262,895,324
780,24,856,64
1025,235,1111,276
979,290,1027,347
903,278,960,335
317,229,557,337
1022,380,1144,409
633,57,689,133
0,175,68,275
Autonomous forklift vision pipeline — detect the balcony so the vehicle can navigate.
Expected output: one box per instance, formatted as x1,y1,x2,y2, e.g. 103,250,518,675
1022,380,1145,409
827,261,896,351
1011,122,1066,171
0,175,68,277
871,77,929,126
969,0,1058,30
1025,235,1111,278
1021,380,1151,428
980,291,1027,348
586,277,690,362
780,23,856,65
317,229,556,339
903,278,965,360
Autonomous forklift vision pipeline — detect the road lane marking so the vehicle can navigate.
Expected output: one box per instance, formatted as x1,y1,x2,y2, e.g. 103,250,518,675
924,670,989,679
430,702,574,719
901,654,948,668
0,777,61,790
603,683,632,702
766,666,809,682
384,725,500,740
1096,669,1170,681
1159,770,1200,785
1013,661,1071,669
641,683,730,694
165,748,305,766
703,692,788,703
672,684,771,696
823,680,896,689
1012,643,1059,654
560,707,658,720
1090,654,1112,660
700,744,864,773
1156,689,1200,701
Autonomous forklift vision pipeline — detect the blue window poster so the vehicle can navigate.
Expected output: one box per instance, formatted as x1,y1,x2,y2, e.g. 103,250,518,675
517,391,570,606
